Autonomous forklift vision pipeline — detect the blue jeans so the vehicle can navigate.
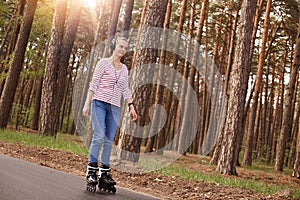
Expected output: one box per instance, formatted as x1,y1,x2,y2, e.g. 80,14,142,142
88,100,121,166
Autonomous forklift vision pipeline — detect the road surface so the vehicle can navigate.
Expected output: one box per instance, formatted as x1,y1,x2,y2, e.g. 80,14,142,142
0,154,160,200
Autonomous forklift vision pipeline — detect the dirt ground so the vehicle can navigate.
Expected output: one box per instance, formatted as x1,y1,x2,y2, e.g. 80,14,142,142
0,140,299,200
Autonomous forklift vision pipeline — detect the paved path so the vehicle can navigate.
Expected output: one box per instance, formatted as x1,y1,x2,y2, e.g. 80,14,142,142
0,155,160,200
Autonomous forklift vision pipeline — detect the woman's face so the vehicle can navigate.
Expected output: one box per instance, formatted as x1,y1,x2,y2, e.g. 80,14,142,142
114,39,128,58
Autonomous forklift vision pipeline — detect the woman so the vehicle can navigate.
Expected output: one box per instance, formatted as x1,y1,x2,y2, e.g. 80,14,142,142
82,36,137,193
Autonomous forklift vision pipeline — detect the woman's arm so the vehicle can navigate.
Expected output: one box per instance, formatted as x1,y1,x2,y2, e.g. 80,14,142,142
82,60,105,117
82,90,94,117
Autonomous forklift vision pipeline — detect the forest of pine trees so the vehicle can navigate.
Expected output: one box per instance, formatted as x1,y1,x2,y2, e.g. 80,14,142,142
0,0,299,177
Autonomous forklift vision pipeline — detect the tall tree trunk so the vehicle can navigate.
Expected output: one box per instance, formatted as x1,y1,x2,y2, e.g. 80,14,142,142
145,0,172,154
292,128,300,178
201,4,213,156
243,0,272,166
31,38,49,130
275,17,300,171
117,0,168,162
56,0,83,132
0,1,25,98
163,0,196,153
0,17,13,59
234,0,263,164
7,0,26,56
286,75,299,167
40,0,67,136
178,0,209,154
41,0,82,136
266,57,276,164
130,0,149,68
255,85,263,160
215,0,257,175
202,15,222,155
272,68,285,162
211,3,242,165
290,96,300,167
250,0,264,57
158,0,186,155
15,77,26,130
224,8,239,95
122,0,134,33
31,77,43,130
260,61,269,159
0,0,38,128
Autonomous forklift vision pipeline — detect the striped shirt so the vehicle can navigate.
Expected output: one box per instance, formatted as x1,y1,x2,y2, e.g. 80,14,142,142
89,58,132,107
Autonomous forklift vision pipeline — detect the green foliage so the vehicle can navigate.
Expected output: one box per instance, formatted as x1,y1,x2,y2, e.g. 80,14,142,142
0,129,88,155
0,0,16,55
31,0,54,40
0,69,7,80
130,0,143,29
0,0,16,21
0,0,16,48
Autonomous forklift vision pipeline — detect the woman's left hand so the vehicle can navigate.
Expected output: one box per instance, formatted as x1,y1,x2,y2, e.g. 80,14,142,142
129,107,137,121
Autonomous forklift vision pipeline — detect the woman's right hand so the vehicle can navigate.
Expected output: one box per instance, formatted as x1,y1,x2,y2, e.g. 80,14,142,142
82,104,90,117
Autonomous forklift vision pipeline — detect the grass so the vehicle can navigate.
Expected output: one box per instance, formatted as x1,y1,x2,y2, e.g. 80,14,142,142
158,165,300,199
0,129,88,156
244,162,294,177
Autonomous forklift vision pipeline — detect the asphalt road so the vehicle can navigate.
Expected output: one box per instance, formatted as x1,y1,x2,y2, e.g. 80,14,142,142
0,155,160,200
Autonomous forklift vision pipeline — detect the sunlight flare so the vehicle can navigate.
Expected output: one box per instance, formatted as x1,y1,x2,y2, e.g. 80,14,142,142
83,0,97,9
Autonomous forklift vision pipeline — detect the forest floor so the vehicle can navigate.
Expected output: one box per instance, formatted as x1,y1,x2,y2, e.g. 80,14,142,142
1,140,300,199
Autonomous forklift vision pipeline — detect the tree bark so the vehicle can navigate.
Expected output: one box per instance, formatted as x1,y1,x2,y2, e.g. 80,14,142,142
290,95,300,167
31,77,43,130
40,0,82,137
122,0,134,33
275,16,300,171
292,128,300,178
56,0,83,132
243,0,272,166
117,0,168,162
0,0,38,128
130,0,149,69
234,0,263,164
215,0,257,175
266,57,276,163
178,0,209,154
7,0,26,56
145,0,172,154
40,0,67,136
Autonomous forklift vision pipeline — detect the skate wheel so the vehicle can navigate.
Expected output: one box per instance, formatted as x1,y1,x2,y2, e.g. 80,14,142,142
86,185,96,193
111,187,116,193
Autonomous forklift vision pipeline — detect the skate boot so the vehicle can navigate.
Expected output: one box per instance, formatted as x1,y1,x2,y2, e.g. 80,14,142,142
98,165,116,193
86,162,98,193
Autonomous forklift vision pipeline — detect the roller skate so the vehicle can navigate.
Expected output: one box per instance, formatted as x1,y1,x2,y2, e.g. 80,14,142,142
86,162,99,193
98,165,116,194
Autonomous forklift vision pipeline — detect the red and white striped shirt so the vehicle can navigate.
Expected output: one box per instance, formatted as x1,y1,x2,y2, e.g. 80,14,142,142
89,58,132,107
